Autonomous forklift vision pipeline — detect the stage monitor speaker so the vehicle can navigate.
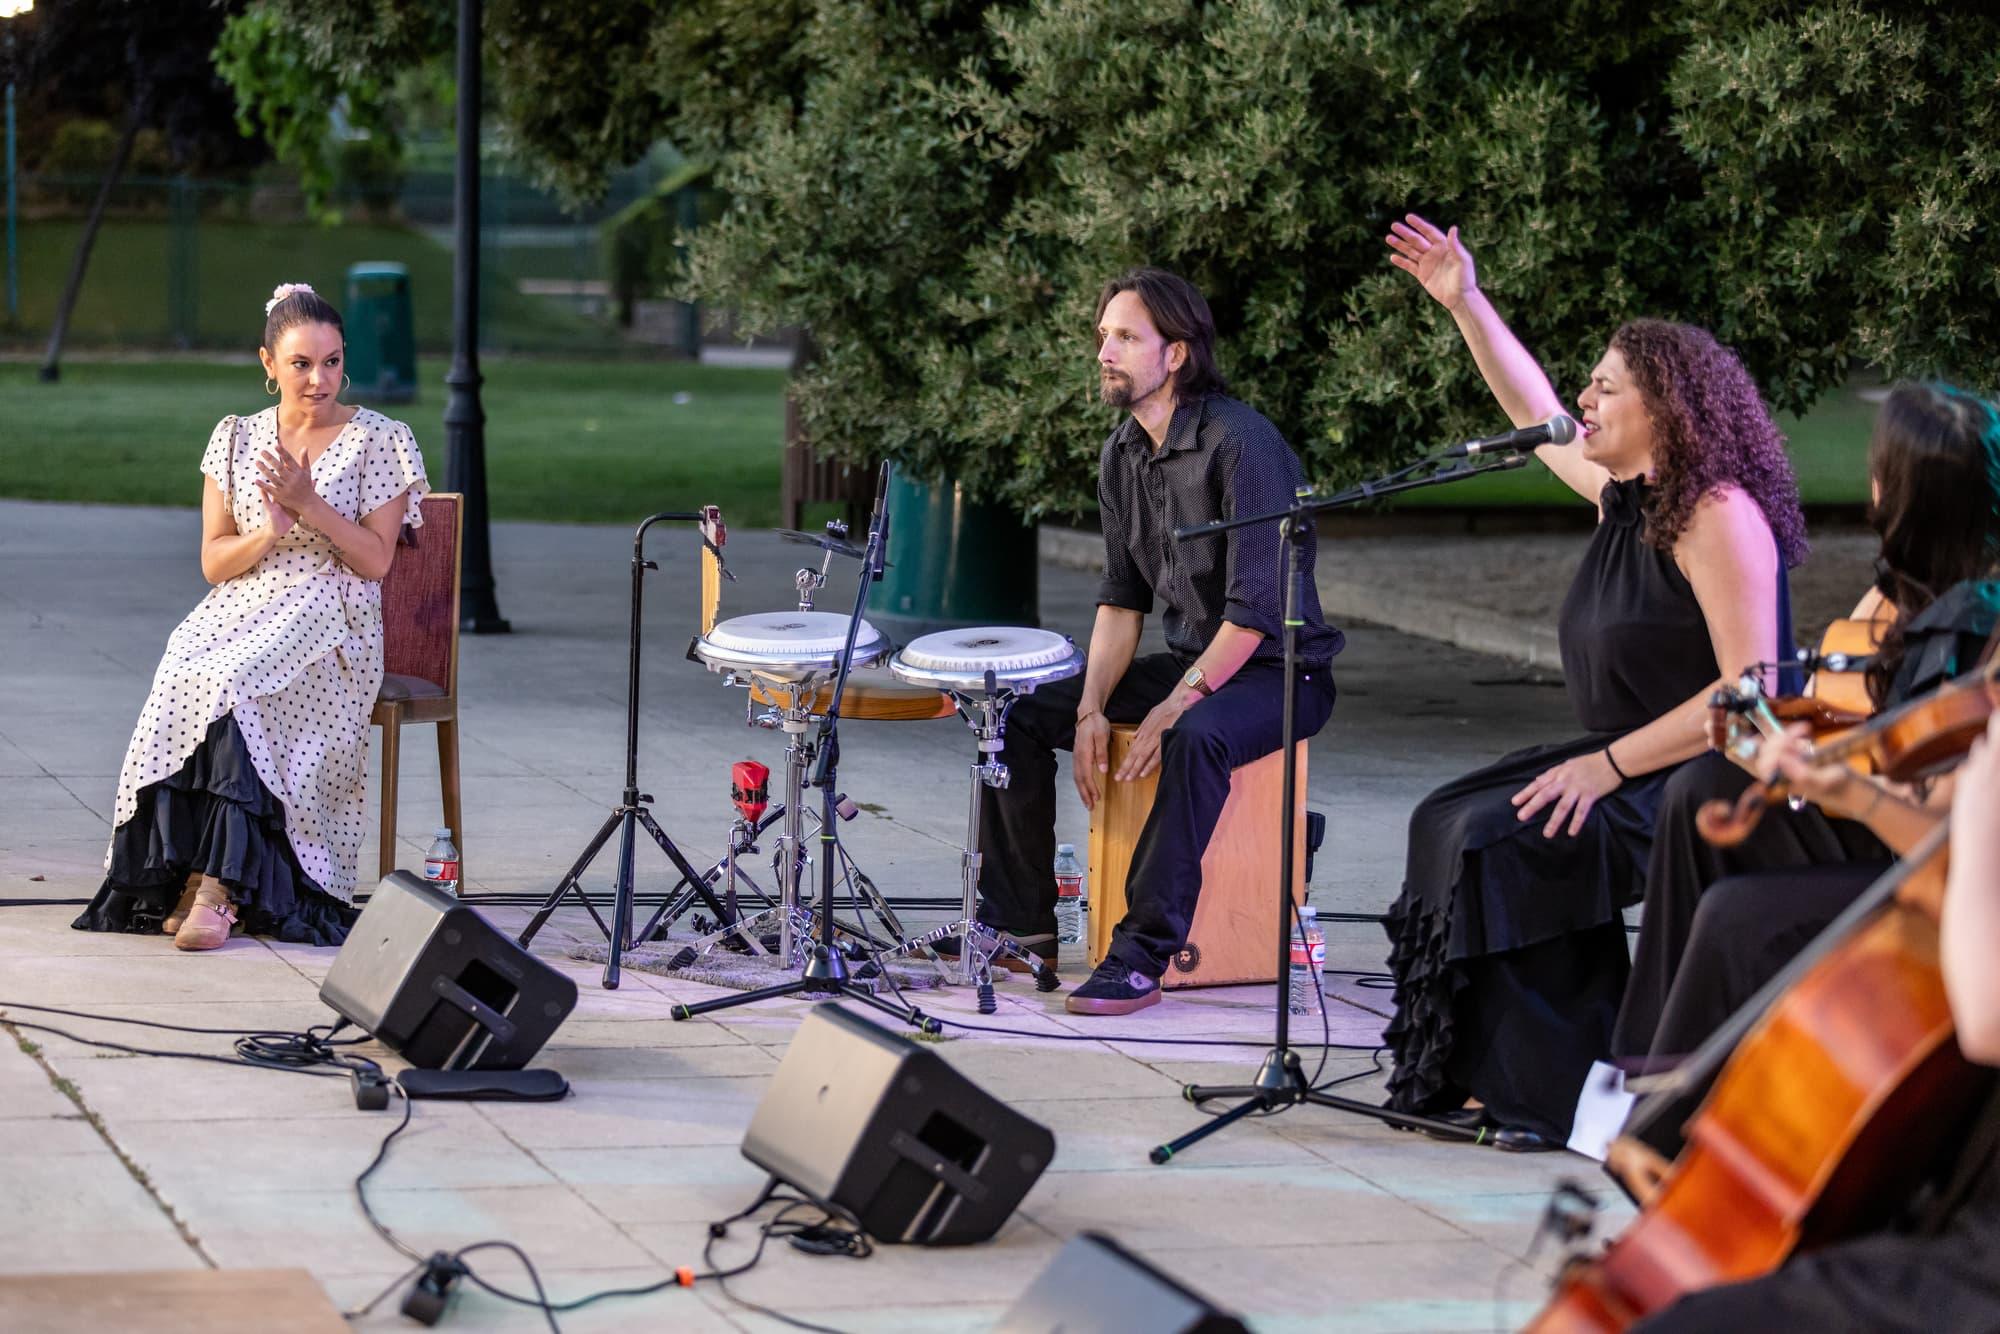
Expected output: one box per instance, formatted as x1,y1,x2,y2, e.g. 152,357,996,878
321,871,577,1070
994,1231,1251,1334
741,1005,1053,1246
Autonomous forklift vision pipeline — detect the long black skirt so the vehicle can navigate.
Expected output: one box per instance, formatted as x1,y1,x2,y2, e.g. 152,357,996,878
1623,859,1892,1163
73,714,355,946
1383,733,1676,1140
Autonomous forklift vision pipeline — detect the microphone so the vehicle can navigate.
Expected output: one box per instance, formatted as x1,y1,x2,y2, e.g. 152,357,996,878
1448,413,1578,458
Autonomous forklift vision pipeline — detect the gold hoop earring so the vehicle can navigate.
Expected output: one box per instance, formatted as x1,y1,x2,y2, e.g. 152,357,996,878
265,377,279,396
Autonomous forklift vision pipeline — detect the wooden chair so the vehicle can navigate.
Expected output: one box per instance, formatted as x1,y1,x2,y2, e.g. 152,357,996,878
372,492,463,880
1086,724,1309,988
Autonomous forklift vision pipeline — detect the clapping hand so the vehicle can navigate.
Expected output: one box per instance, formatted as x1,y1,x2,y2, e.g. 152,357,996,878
255,448,317,533
1385,213,1478,310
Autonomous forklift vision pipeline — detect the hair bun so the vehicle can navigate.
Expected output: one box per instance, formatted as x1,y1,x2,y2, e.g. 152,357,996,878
264,282,317,316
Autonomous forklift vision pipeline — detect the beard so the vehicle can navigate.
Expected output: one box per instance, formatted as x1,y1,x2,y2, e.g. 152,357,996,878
1099,366,1165,409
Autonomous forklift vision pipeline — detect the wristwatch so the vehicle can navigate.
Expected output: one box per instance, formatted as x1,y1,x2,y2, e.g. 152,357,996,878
1181,667,1213,698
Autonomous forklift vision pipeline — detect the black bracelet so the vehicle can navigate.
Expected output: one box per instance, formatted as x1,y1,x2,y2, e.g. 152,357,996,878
1603,745,1630,782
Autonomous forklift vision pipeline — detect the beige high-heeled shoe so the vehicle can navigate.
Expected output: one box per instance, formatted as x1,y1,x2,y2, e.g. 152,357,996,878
173,879,238,951
162,874,202,935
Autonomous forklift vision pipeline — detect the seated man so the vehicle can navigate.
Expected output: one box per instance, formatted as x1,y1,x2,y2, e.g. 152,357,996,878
975,267,1342,1016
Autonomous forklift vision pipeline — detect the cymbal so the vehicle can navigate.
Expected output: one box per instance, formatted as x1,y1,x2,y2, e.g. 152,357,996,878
775,528,866,560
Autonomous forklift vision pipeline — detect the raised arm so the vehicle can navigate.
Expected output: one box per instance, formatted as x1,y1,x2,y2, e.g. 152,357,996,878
1385,214,1611,504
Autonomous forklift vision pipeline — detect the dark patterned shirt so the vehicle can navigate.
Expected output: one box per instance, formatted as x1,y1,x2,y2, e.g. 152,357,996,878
1096,394,1343,668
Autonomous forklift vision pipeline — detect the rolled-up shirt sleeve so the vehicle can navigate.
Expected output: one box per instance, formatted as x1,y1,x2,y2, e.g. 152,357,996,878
1217,424,1294,640
1095,446,1154,614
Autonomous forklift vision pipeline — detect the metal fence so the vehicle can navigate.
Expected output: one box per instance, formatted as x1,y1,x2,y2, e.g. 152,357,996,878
3,161,703,357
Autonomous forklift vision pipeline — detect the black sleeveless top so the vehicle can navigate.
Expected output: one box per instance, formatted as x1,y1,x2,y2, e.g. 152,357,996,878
1556,477,1779,733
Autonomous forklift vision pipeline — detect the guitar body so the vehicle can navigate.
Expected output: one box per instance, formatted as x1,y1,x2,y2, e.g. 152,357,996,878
1806,616,1885,718
1527,850,1986,1332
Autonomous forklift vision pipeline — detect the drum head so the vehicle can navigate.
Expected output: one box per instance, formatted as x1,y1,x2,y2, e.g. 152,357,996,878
704,611,884,658
896,626,1074,674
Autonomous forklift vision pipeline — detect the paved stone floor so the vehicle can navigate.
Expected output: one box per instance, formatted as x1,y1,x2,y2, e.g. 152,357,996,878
1,498,1656,1332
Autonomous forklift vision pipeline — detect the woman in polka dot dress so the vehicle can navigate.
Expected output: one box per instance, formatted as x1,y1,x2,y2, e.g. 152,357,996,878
72,284,429,951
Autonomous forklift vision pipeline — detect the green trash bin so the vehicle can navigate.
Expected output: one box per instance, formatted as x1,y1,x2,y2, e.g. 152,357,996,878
343,262,418,403
866,472,1040,641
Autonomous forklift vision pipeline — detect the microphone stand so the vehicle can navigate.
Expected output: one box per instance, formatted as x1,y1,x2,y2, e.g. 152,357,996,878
1149,448,1536,1163
670,463,939,1033
517,511,736,989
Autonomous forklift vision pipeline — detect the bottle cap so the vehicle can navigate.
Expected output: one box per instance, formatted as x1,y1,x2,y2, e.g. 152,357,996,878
1056,843,1075,855
434,827,453,839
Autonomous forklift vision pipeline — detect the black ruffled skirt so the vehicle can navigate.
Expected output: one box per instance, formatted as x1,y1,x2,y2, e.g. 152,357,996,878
1382,733,1678,1140
73,714,356,946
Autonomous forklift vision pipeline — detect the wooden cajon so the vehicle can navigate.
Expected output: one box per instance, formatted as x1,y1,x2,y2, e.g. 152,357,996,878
1086,724,1308,987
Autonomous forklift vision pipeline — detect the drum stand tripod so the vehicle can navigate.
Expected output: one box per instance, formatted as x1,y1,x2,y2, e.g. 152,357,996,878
670,464,937,1033
888,677,1062,1012
661,695,911,967
516,510,736,990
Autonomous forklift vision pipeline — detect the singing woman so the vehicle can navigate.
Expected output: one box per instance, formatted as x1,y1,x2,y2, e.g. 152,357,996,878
1377,215,1806,1150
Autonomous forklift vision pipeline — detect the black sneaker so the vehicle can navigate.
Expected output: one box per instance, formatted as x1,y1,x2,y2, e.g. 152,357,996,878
1064,958,1161,1015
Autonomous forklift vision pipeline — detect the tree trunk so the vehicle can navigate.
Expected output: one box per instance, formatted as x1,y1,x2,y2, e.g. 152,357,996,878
38,92,149,383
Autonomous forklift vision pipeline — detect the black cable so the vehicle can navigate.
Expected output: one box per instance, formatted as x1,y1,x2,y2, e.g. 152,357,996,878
453,1241,561,1334
700,1184,873,1334
0,999,362,1039
929,1005,1388,1052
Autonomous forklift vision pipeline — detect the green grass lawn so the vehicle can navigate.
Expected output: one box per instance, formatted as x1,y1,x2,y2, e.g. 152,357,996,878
0,355,1877,526
4,218,624,354
0,357,793,527
1392,384,1876,508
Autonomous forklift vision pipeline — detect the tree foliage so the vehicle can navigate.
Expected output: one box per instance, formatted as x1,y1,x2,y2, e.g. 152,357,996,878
237,0,2000,516
212,5,411,220
17,0,263,173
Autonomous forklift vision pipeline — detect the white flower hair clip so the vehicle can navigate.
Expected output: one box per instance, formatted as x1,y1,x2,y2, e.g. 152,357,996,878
265,282,316,316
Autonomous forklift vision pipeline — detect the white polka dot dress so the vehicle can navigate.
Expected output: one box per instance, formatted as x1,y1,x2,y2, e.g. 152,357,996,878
106,407,429,902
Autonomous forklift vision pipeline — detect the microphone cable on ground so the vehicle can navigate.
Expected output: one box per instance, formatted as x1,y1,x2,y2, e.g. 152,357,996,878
0,999,856,1333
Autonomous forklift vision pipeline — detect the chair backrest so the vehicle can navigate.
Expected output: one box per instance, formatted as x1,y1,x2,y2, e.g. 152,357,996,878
381,492,463,694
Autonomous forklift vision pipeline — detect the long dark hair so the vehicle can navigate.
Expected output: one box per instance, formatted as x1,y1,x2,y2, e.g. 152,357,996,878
1864,382,2000,706
1095,268,1228,400
1609,319,1809,569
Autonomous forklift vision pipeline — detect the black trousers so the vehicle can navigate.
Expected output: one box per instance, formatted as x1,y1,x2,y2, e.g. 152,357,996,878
1626,859,1891,1162
975,652,1335,976
1612,751,1888,1058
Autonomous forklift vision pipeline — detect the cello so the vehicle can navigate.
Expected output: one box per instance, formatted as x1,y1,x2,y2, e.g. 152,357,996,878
1524,667,2000,1331
1524,827,1984,1331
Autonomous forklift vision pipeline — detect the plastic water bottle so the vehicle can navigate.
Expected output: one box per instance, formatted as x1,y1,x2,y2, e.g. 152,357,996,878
424,827,460,897
1053,843,1087,944
1287,904,1324,1015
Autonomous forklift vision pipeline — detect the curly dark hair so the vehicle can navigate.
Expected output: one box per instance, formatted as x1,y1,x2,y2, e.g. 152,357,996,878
1609,319,1808,569
1864,382,2000,707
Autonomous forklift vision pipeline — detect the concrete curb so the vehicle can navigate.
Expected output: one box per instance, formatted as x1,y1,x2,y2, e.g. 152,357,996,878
1038,525,1562,671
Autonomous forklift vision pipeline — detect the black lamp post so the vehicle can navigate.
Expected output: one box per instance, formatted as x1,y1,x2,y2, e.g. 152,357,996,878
445,0,509,633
